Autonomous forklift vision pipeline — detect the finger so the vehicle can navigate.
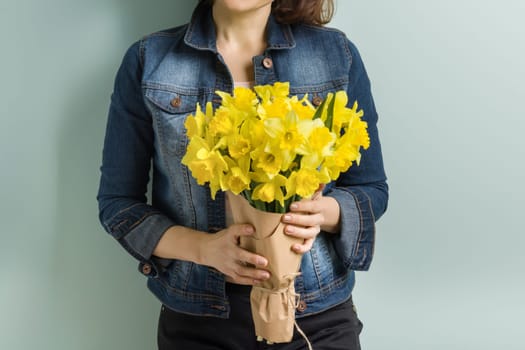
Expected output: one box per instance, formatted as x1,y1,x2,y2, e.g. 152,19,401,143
234,224,255,235
283,212,324,228
228,224,255,243
292,238,315,254
223,260,268,285
237,248,268,267
233,264,270,281
227,275,266,286
284,224,320,240
289,200,321,214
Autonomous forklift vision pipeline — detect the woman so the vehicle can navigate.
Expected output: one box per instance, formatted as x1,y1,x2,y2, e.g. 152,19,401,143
97,0,388,349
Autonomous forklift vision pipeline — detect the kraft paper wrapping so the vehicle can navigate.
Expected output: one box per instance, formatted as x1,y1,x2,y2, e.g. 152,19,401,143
226,192,303,343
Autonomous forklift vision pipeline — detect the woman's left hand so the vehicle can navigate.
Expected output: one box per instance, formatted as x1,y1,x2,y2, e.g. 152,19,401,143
282,186,341,254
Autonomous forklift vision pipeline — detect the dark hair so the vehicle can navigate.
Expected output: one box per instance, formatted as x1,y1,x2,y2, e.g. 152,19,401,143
272,0,334,26
198,0,335,26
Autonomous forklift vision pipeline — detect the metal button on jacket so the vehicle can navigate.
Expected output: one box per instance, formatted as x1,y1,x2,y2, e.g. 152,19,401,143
142,263,152,275
262,57,273,69
297,300,307,312
170,96,182,108
312,95,323,106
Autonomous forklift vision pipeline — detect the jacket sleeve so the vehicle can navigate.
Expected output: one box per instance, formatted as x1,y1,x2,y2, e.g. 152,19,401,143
97,41,175,275
325,38,389,271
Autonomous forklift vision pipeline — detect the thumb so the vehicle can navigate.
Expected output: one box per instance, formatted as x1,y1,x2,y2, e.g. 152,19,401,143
311,183,326,200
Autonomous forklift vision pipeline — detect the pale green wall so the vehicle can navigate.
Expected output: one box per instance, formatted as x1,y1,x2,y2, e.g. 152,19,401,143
332,1,525,349
0,1,195,349
1,1,524,349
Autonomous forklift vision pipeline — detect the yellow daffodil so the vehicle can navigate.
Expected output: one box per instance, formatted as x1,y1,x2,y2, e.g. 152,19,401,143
240,117,266,147
321,143,358,180
256,97,290,120
285,168,322,199
182,82,369,212
208,108,234,138
290,95,315,120
298,124,336,169
232,87,258,111
222,156,251,195
329,92,349,134
223,166,250,194
346,110,370,150
251,172,287,206
228,134,251,159
181,137,228,198
254,82,290,103
264,112,305,151
251,144,284,176
185,102,214,138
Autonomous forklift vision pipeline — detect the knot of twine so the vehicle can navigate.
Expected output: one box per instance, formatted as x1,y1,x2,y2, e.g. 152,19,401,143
253,273,313,350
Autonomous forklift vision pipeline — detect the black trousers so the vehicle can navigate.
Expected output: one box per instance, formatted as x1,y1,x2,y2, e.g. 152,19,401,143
158,284,363,350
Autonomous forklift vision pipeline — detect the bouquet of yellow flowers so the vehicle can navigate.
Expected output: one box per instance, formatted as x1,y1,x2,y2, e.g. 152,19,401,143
182,82,369,344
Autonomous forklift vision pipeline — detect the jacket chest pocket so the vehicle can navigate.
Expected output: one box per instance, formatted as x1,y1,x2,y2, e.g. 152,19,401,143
145,88,202,158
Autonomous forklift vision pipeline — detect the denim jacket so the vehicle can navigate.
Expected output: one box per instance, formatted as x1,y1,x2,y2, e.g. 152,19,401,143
97,2,388,318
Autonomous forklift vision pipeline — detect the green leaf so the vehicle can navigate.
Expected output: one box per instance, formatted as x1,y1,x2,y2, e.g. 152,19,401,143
325,93,336,130
253,199,267,211
312,96,328,120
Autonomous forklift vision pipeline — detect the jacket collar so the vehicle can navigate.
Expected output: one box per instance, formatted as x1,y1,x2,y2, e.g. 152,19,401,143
184,2,296,52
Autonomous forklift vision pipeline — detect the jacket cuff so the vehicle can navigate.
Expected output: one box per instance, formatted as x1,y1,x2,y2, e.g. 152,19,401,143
121,213,175,261
326,187,375,271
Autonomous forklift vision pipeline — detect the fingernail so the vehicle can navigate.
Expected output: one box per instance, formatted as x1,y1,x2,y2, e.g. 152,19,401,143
245,226,254,233
257,258,267,266
290,203,298,210
262,272,270,279
286,226,294,233
284,214,292,222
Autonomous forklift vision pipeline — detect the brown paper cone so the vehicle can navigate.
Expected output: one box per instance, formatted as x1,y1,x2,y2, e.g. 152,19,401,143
226,192,303,343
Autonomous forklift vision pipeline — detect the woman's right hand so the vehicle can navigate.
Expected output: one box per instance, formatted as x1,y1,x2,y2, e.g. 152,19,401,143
199,224,271,285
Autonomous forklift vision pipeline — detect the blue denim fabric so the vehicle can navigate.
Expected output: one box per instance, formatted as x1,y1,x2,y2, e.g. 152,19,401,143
97,2,388,318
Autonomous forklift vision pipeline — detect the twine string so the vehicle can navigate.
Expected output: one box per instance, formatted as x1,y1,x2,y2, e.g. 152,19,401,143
252,273,313,350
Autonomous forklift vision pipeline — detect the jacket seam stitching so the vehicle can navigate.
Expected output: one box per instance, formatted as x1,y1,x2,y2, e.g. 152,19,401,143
104,203,143,228
343,189,363,269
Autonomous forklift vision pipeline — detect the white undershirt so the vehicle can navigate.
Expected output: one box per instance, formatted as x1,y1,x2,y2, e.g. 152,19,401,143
234,81,254,88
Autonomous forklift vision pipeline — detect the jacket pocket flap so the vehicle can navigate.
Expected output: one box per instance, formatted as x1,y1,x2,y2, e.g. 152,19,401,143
144,88,200,115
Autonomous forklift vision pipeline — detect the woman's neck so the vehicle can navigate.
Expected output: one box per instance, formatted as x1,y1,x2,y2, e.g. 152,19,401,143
212,3,271,56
